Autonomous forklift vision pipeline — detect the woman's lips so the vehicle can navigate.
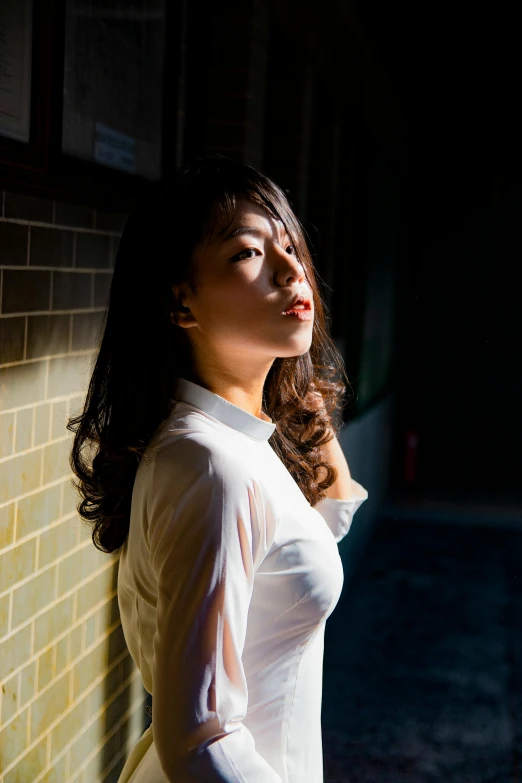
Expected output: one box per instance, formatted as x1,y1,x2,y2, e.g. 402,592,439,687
281,308,313,321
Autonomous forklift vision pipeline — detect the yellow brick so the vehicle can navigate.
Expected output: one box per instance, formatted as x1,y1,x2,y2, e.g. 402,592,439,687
72,639,107,701
108,624,127,666
0,538,36,593
108,743,131,783
68,394,85,421
69,769,83,783
0,411,14,458
1,670,19,723
110,559,118,589
86,541,114,584
0,707,29,770
0,361,47,411
15,406,34,453
110,592,121,626
0,501,15,550
120,651,137,686
83,727,122,783
105,681,134,735
87,679,107,718
76,568,114,620
11,565,56,629
0,448,42,505
99,592,120,630
16,483,61,539
47,354,92,400
34,403,51,446
57,546,87,596
88,662,123,720
0,593,10,639
84,614,96,649
79,517,94,541
93,604,106,639
86,538,114,571
41,438,73,485
62,479,80,516
55,634,67,671
50,694,89,759
38,518,77,570
30,670,69,742
51,400,68,441
20,659,36,706
33,595,74,653
69,624,83,662
68,718,100,776
3,735,47,783
38,753,66,783
37,645,55,691
118,714,135,747
1,624,31,679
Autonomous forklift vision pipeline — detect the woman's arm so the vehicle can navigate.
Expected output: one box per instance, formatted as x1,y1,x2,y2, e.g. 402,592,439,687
308,389,354,499
318,431,355,500
314,430,369,542
148,438,283,782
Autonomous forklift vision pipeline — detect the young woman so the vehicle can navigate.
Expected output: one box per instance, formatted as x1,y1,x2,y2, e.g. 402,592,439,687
68,154,368,782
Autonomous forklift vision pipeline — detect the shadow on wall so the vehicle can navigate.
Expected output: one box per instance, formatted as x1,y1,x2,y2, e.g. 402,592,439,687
337,394,395,586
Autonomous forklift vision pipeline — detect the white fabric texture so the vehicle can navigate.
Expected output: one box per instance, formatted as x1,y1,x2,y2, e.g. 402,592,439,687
116,377,368,782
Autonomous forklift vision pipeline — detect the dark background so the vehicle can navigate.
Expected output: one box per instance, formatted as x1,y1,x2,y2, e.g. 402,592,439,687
370,0,521,495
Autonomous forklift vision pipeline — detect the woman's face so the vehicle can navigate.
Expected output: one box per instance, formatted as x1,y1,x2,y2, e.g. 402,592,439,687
173,198,314,368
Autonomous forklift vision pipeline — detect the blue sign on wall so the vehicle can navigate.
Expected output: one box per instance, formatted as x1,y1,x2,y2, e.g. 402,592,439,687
94,122,135,174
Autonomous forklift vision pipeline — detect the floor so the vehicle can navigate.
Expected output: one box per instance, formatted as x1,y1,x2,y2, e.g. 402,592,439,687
322,504,522,782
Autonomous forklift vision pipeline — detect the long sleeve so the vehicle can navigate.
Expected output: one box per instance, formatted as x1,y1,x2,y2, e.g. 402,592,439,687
147,435,283,782
314,478,369,543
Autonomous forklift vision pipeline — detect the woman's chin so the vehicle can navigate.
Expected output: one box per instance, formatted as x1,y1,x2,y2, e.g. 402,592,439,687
275,337,313,358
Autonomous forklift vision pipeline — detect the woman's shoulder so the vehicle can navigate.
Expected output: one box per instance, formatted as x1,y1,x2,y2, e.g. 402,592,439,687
147,427,256,492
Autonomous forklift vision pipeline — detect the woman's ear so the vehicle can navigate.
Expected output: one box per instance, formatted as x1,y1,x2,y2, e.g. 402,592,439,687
171,284,188,312
170,284,195,328
170,306,191,325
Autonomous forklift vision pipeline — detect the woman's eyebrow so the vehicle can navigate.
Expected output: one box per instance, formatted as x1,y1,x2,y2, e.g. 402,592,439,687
219,224,289,244
219,226,266,243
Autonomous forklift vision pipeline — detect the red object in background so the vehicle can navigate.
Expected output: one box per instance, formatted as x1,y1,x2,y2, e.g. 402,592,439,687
404,427,420,484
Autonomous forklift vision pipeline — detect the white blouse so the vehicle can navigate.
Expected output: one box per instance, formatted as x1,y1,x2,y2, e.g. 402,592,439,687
116,377,368,783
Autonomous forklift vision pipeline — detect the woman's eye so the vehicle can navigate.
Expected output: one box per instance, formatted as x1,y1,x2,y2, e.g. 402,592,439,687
232,248,258,262
231,244,297,262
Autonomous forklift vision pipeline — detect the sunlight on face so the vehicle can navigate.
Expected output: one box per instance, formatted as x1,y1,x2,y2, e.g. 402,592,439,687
176,199,314,366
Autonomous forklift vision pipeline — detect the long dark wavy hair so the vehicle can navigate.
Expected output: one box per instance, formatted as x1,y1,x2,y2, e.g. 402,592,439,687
67,153,354,554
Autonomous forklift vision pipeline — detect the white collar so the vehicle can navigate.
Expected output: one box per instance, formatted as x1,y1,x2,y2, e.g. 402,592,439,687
170,377,276,442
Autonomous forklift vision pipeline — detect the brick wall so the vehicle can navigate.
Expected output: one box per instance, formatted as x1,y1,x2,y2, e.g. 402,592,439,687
0,191,147,783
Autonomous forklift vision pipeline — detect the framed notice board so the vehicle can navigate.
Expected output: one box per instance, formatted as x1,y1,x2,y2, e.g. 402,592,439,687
0,0,181,212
